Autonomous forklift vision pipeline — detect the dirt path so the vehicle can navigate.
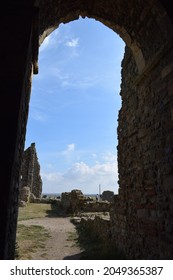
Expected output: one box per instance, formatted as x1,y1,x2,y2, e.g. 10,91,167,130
19,217,82,260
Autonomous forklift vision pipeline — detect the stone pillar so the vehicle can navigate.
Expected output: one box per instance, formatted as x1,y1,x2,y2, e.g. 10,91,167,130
0,1,38,259
20,143,42,198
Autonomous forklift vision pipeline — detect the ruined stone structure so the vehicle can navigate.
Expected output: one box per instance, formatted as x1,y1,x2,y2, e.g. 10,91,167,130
61,189,110,213
102,190,114,203
20,143,42,199
1,0,173,259
78,214,111,249
61,189,84,212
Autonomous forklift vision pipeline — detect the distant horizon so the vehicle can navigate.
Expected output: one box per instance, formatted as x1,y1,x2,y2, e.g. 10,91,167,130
42,190,115,195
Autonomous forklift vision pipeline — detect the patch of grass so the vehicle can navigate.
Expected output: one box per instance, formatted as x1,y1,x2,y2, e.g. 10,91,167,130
18,203,52,221
16,224,51,259
17,202,67,222
16,203,59,259
16,203,66,259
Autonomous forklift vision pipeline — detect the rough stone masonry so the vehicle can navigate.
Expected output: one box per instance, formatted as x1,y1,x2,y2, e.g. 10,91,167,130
20,143,42,201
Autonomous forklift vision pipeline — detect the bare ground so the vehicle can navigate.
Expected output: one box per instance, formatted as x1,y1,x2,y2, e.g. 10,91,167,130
19,216,82,260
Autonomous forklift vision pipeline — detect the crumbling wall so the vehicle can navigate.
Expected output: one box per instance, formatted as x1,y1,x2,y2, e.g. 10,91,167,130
79,215,111,244
20,143,42,201
61,189,84,212
61,189,111,213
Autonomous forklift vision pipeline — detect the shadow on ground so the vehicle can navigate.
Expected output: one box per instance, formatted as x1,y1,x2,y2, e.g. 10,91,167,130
63,253,82,260
45,203,70,218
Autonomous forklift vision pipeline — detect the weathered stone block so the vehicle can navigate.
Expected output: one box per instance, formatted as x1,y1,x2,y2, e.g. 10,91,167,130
19,186,30,203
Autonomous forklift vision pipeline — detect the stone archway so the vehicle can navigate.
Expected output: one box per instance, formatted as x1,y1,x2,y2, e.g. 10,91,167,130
38,0,173,259
1,0,173,259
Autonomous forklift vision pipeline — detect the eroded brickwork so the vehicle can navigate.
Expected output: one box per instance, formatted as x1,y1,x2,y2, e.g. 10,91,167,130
111,42,173,259
61,189,110,213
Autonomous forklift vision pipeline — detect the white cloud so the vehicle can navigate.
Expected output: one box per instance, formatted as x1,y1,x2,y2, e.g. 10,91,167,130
73,76,99,89
61,143,76,161
62,143,75,155
50,66,99,90
65,38,79,47
67,143,75,152
41,157,119,195
101,151,117,163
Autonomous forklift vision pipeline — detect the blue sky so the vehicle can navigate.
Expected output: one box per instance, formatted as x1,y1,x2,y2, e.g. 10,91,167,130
25,17,125,195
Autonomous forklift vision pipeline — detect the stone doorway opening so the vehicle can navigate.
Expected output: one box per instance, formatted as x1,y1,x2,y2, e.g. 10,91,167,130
16,17,125,260
25,17,125,197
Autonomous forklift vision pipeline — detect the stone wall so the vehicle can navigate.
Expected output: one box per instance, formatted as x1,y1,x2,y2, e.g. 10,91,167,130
102,191,114,203
20,143,42,201
79,215,111,245
61,189,84,212
83,201,111,213
61,189,111,213
0,2,37,259
112,42,173,259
